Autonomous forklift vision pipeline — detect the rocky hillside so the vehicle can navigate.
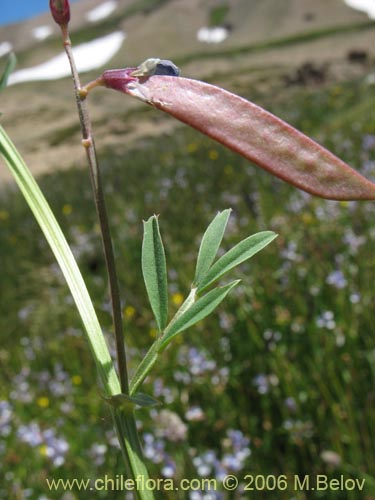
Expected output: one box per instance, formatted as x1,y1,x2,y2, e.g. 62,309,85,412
0,0,374,183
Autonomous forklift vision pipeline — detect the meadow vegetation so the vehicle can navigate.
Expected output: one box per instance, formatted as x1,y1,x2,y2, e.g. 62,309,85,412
0,69,374,499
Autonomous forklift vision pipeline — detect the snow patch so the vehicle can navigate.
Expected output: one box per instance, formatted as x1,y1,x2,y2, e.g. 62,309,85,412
32,25,53,41
197,26,229,44
0,41,13,58
86,1,117,23
343,0,375,19
8,31,125,85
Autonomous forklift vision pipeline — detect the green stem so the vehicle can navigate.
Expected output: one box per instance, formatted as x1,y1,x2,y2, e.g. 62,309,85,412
130,340,161,396
113,409,155,500
60,25,153,498
60,26,129,394
163,287,197,333
0,122,154,500
130,288,197,395
0,125,120,396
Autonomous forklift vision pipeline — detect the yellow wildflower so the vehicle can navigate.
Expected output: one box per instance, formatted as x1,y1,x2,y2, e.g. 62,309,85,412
62,204,73,215
149,327,158,339
37,397,50,408
72,375,82,386
124,305,136,319
39,444,48,457
186,142,198,153
172,292,184,306
208,149,218,160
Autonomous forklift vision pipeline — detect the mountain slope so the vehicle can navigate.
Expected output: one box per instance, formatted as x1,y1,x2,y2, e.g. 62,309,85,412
0,0,373,183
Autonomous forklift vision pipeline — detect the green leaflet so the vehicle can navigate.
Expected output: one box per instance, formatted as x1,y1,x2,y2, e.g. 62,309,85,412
194,208,231,287
142,215,168,332
197,231,277,292
160,280,240,349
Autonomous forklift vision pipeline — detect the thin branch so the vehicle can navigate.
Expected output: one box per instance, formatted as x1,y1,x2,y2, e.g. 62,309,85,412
60,26,129,394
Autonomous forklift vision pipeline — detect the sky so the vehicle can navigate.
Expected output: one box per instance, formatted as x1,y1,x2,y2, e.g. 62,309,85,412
1,0,374,26
0,0,82,26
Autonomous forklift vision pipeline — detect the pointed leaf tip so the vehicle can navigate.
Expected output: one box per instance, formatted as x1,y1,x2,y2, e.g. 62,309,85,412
197,231,277,293
194,209,232,287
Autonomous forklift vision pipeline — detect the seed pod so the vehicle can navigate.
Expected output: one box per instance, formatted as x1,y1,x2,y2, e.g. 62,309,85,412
118,76,375,201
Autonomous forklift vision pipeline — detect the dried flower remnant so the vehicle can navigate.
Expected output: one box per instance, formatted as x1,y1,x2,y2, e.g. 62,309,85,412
131,58,181,78
99,58,180,95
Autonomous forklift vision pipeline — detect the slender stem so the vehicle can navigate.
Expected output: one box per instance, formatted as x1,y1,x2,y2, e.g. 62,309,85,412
58,26,154,497
112,409,155,500
130,289,197,395
1,122,154,496
60,25,129,394
130,340,161,396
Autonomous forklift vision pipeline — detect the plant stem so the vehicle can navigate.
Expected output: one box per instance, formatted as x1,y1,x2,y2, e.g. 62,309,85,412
129,289,197,396
113,410,155,500
60,26,129,394
60,26,154,498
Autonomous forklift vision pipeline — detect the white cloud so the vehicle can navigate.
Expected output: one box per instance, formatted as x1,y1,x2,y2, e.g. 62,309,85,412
8,31,125,85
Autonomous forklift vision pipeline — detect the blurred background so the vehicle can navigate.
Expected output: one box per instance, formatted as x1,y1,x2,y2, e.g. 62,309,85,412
0,1,374,499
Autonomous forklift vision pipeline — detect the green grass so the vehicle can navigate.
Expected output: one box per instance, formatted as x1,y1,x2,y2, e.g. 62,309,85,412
0,77,374,499
209,5,229,27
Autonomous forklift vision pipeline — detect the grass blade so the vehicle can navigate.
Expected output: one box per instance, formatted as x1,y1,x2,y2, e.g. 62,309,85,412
142,215,168,331
194,209,231,287
0,125,120,397
161,280,240,349
0,52,16,91
198,231,277,292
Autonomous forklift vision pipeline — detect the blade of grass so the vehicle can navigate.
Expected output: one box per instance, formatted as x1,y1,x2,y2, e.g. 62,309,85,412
0,125,155,499
0,52,16,91
0,125,120,397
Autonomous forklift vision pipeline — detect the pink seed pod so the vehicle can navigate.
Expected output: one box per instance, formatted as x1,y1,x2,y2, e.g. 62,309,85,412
102,73,375,201
49,0,70,26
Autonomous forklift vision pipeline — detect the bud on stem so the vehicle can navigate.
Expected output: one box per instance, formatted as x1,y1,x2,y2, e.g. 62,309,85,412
49,0,70,27
101,68,138,93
